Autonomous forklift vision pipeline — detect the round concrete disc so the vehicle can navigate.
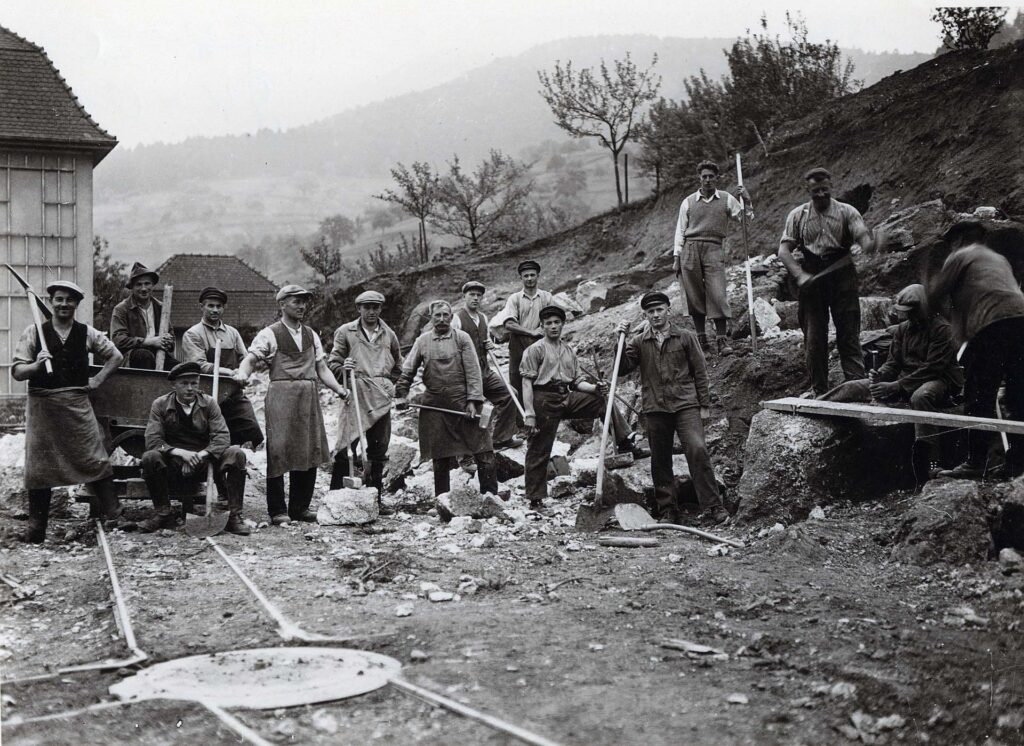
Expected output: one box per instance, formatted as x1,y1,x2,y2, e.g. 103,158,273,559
109,647,401,709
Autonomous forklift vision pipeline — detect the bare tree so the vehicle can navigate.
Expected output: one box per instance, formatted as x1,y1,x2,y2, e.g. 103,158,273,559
376,161,437,263
538,53,660,207
430,151,533,249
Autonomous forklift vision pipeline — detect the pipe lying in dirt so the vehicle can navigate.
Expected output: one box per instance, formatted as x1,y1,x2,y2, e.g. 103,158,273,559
2,521,149,685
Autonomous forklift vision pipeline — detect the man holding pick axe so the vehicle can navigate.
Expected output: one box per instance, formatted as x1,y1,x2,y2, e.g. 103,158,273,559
12,280,124,543
327,290,403,496
521,305,642,510
234,285,349,525
452,280,522,450
616,292,728,526
138,362,250,535
395,300,498,498
500,260,554,421
672,161,753,355
779,168,879,396
110,262,175,369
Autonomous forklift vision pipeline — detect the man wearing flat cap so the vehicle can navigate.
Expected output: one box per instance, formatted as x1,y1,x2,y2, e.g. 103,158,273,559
451,280,521,450
181,286,264,449
235,285,348,525
499,260,554,423
110,261,175,369
779,168,879,396
328,290,402,498
12,280,124,542
616,292,728,525
521,304,641,509
138,362,250,534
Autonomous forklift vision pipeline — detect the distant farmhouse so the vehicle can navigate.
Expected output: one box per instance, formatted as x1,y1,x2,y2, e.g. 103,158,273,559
155,254,280,351
0,26,117,398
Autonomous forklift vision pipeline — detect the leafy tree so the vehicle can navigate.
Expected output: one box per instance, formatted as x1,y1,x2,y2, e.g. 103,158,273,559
635,98,707,193
300,234,345,287
553,166,588,200
318,214,357,249
93,236,127,331
932,6,1008,50
376,161,438,263
538,52,661,207
366,205,399,235
430,150,533,249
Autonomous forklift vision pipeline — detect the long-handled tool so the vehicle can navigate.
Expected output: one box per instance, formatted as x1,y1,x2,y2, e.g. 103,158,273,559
576,330,627,531
408,402,493,429
186,340,229,538
4,264,53,374
348,368,372,487
736,153,757,353
488,349,527,419
154,284,173,370
614,503,744,548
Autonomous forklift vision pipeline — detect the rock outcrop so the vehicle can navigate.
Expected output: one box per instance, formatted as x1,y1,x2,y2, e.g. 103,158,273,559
890,480,992,565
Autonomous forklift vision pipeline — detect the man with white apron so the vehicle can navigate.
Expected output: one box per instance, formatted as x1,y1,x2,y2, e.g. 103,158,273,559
235,285,349,525
327,290,402,497
395,300,498,497
12,280,124,543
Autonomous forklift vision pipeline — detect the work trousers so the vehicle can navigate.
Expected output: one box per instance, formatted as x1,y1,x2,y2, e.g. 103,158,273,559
525,390,629,501
680,240,731,319
963,316,1024,473
646,408,722,514
797,261,865,394
266,468,318,520
507,333,534,427
482,366,518,444
330,413,391,491
27,476,120,528
433,452,498,496
141,447,247,513
124,348,178,371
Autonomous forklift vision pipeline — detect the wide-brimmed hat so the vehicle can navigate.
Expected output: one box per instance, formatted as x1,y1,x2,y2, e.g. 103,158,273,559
46,280,85,301
126,262,159,288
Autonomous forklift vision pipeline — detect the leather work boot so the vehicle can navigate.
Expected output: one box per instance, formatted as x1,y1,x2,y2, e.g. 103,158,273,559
697,334,710,353
716,337,734,356
93,478,123,528
936,462,984,480
20,489,51,544
224,468,250,536
137,510,183,533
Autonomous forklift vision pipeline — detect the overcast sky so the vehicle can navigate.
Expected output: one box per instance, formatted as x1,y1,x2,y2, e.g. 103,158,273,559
2,0,976,148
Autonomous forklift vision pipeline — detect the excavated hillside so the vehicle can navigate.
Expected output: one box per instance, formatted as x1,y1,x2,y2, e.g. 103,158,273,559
328,41,1024,334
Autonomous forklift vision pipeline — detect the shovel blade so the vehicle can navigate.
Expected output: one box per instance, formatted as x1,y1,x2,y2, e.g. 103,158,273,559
575,503,613,532
614,502,658,531
185,510,230,539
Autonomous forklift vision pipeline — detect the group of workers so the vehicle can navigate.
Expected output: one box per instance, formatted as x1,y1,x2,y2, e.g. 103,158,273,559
11,160,1024,544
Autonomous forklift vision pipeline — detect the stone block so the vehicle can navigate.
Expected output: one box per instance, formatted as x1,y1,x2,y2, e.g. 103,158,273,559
890,480,991,565
575,280,608,314
317,487,379,525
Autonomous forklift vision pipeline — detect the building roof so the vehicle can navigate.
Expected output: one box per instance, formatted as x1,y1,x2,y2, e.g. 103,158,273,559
0,25,117,161
155,254,280,331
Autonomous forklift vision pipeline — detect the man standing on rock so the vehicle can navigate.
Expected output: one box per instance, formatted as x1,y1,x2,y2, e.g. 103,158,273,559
500,260,554,420
138,362,250,535
521,305,642,510
181,286,264,449
327,290,402,496
616,292,729,525
453,280,522,450
12,281,123,543
673,160,753,355
395,300,498,498
110,262,175,369
928,222,1024,480
234,285,349,525
779,168,878,396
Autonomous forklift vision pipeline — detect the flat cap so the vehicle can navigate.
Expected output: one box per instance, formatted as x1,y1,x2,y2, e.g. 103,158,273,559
276,284,312,302
167,361,203,380
640,291,670,310
199,286,228,304
803,167,832,182
462,280,486,294
354,290,385,305
517,260,541,274
539,304,565,322
894,284,926,312
46,280,85,301
126,261,159,288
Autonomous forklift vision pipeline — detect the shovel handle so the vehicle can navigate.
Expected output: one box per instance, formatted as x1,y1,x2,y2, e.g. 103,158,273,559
488,350,527,419
596,331,627,503
348,370,371,475
640,522,744,548
206,341,221,517
155,285,172,370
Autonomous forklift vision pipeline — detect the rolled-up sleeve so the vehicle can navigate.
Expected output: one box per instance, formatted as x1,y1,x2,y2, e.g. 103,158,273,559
519,343,542,380
86,327,119,363
248,327,277,366
13,325,39,365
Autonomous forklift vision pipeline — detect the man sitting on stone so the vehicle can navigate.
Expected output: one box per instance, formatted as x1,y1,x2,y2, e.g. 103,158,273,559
138,362,249,535
110,262,175,369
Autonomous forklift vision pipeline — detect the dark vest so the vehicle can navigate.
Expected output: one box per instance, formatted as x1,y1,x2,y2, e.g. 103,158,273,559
29,321,90,390
457,308,488,366
269,321,317,381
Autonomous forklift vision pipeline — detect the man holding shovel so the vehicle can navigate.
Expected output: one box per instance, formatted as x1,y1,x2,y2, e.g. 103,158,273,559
521,305,641,509
452,280,522,450
137,362,250,535
616,292,728,526
234,285,349,525
110,262,175,369
395,300,498,497
327,290,402,496
12,280,124,543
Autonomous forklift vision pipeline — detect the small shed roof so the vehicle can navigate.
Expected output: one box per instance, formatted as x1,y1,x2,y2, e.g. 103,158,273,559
155,254,280,331
0,26,117,161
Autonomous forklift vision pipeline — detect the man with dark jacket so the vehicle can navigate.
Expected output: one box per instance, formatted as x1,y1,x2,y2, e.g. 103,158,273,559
110,262,175,369
616,292,728,525
139,361,250,535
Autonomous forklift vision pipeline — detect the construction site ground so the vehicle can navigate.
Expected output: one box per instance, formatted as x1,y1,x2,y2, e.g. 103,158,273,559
3,486,1024,746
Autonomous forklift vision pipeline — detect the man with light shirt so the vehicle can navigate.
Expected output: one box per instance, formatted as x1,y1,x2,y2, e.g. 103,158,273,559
500,260,553,420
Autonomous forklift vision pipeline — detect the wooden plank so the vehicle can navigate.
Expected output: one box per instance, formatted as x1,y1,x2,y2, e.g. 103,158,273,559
762,397,1024,436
